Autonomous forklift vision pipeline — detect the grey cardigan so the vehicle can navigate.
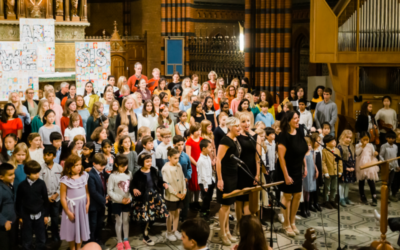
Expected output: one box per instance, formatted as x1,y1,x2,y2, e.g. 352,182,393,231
118,151,139,175
0,181,16,227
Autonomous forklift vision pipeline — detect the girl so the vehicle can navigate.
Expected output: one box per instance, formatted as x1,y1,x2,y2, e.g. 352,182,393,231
117,76,127,93
230,78,240,90
132,92,143,114
356,131,379,206
153,78,171,101
232,216,272,250
108,75,120,97
46,90,63,127
231,87,245,115
301,137,318,217
216,77,225,90
107,154,133,250
31,99,50,133
355,101,377,136
168,71,181,91
116,97,138,142
200,82,212,97
214,112,228,153
114,125,135,154
101,91,115,116
60,155,90,250
100,84,114,101
186,123,203,210
200,120,216,164
175,111,190,136
9,142,30,194
172,86,182,101
28,133,44,165
181,77,192,90
190,101,206,126
235,99,255,128
179,88,193,112
241,77,250,93
61,84,77,109
257,91,276,119
293,87,311,111
310,85,325,116
138,100,158,138
254,121,266,130
278,87,296,113
136,78,151,102
131,153,169,246
82,141,95,172
83,81,100,113
38,109,62,146
309,133,322,212
118,135,139,175
203,96,217,131
168,97,181,125
245,93,260,119
61,99,83,136
276,102,294,121
158,105,175,136
216,101,233,121
152,95,161,115
0,103,23,141
86,102,103,141
102,139,115,174
1,133,18,163
208,71,217,92
91,127,113,154
162,147,187,241
70,135,85,157
338,130,356,207
191,74,200,95
214,88,224,111
9,92,30,135
108,99,120,141
99,115,114,143
225,85,236,107
76,95,90,131
159,92,170,106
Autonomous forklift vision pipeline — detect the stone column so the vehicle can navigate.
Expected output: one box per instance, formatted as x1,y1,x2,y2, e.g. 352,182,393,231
65,0,70,21
56,0,64,21
46,0,53,18
0,0,4,19
80,0,87,22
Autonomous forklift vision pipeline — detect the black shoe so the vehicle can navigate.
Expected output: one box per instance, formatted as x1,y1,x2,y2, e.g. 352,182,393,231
229,214,235,221
330,201,338,209
305,201,311,217
314,203,322,212
195,202,202,210
297,202,308,218
260,219,269,227
324,201,333,209
371,197,377,206
190,203,199,211
309,203,317,213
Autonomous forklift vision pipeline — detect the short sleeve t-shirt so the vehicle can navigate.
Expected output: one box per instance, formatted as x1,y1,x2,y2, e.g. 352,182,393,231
0,118,23,138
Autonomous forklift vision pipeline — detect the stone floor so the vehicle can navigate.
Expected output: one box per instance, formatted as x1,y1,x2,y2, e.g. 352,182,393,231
55,181,400,250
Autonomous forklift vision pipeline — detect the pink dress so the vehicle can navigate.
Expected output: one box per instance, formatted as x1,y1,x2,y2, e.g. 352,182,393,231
355,143,379,181
60,172,90,243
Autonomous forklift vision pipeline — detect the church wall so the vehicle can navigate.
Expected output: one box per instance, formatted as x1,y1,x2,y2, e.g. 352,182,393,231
142,0,161,75
86,2,124,36
131,0,143,36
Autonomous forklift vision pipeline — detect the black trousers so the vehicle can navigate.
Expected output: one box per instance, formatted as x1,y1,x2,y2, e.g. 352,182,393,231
0,220,17,250
359,179,376,198
388,218,400,246
89,207,105,243
48,201,60,239
21,213,46,250
392,171,400,196
200,182,215,213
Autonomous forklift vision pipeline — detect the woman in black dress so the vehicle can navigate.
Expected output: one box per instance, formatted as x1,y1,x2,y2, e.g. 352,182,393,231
235,113,261,234
276,111,308,238
216,116,241,246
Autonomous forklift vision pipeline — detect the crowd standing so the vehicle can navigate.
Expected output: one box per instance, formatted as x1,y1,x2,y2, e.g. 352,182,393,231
0,61,398,250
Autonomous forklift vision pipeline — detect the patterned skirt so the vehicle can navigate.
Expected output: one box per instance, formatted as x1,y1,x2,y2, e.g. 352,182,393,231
132,190,169,222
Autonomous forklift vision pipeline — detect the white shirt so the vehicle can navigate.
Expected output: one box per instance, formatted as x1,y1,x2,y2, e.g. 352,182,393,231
299,109,313,130
29,148,44,165
64,127,86,141
137,114,159,132
155,142,173,160
39,162,63,202
197,154,215,189
177,122,190,136
84,94,92,107
266,140,276,171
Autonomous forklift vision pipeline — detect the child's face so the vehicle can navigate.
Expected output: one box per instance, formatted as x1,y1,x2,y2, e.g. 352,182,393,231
99,129,108,141
0,169,15,184
314,137,321,148
180,113,187,122
168,153,180,166
220,116,227,126
267,133,275,141
144,141,154,151
192,129,201,138
327,139,336,148
121,128,129,137
43,152,55,164
75,140,84,150
162,134,171,145
261,106,268,113
117,164,128,173
27,172,40,182
299,103,306,111
174,141,184,153
361,136,370,146
102,144,112,155
258,133,266,142
206,98,213,109
274,126,281,134
322,125,331,136
143,158,152,169
30,137,41,148
203,143,213,155
207,125,212,133
102,119,109,129
52,139,62,150
343,134,352,145
283,104,289,112
73,120,80,128
72,160,82,174
156,129,162,141
122,137,132,150
308,143,312,151
142,131,151,138
15,151,27,164
46,112,55,125
387,137,396,145
82,146,93,157
93,163,106,172
383,98,391,107
112,101,119,112
161,107,169,118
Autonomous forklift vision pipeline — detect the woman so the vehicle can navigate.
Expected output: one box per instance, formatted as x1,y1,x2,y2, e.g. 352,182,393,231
277,87,296,113
355,101,377,134
101,91,114,116
232,216,272,250
60,99,83,136
245,93,260,119
225,85,236,108
179,88,193,112
9,92,30,134
83,81,100,113
116,97,138,141
293,86,311,111
108,99,120,141
86,102,103,141
235,99,255,128
181,77,192,90
191,74,200,95
216,117,241,245
231,87,245,115
208,71,218,92
230,78,240,90
76,95,90,131
216,77,225,90
0,103,23,142
136,79,152,102
46,90,63,127
23,88,39,120
137,100,158,138
42,84,61,104
168,71,181,91
168,96,181,125
214,88,224,111
32,99,51,133
152,94,161,115
61,84,77,109
275,111,308,237
256,91,276,119
153,78,171,101
310,85,325,116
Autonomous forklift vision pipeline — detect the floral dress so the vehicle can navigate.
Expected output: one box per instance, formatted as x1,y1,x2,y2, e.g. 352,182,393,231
338,144,357,183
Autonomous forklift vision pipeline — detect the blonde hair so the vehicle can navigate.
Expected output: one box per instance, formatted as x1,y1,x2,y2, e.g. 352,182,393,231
43,84,55,93
76,95,87,109
238,113,251,122
216,77,225,88
181,88,192,106
305,136,312,145
182,77,192,90
255,128,267,152
138,126,151,139
108,100,120,118
245,93,256,108
9,142,31,169
117,76,127,90
200,120,214,140
200,82,211,95
230,78,240,88
8,92,23,114
120,97,137,126
226,116,240,129
255,121,266,130
339,129,353,144
395,128,400,138
208,71,217,79
132,92,143,107
121,84,130,95
236,87,245,100
169,96,179,109
44,89,55,99
37,99,49,119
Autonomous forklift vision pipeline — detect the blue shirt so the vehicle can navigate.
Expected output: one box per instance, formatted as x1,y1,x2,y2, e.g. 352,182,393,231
179,151,192,180
179,101,192,112
255,112,275,127
134,106,143,115
54,147,61,164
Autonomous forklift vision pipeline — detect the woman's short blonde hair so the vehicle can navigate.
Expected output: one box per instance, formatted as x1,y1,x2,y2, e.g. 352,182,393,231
208,71,217,79
226,116,240,128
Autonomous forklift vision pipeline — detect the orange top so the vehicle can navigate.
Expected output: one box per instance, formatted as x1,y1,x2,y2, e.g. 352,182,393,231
147,78,159,94
127,74,148,93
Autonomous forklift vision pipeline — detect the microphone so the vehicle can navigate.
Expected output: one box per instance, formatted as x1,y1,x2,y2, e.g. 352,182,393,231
230,154,245,165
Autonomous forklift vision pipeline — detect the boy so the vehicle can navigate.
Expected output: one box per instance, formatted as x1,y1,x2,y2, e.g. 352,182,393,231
16,160,49,250
50,131,63,164
197,139,215,219
138,135,156,167
380,131,400,202
298,98,313,133
255,101,274,127
153,125,164,151
0,163,17,250
88,153,109,245
375,96,398,145
155,128,173,172
318,122,331,145
265,127,277,182
322,135,343,209
135,126,151,155
39,145,63,242
173,135,192,221
181,218,210,250
314,87,337,136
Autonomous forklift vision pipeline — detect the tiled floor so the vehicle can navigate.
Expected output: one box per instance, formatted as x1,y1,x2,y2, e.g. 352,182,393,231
56,181,400,250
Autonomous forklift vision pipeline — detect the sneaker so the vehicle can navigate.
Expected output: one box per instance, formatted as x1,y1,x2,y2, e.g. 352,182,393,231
166,232,177,242
339,199,347,207
389,195,398,202
174,231,182,240
116,242,124,250
143,235,155,246
123,241,131,250
345,198,354,205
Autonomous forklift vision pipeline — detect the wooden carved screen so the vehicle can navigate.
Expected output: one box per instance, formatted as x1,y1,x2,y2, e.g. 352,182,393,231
111,55,126,81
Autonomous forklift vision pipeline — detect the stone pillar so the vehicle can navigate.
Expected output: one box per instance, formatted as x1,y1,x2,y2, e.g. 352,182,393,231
0,0,4,20
81,0,87,21
56,0,64,21
65,0,70,21
46,0,53,18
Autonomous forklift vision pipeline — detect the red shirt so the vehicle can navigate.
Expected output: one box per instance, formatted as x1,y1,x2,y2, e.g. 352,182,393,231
147,78,159,94
60,115,84,137
127,75,148,93
0,118,23,138
208,80,217,92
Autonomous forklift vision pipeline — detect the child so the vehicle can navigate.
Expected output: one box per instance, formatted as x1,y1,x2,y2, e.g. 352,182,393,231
203,96,217,131
392,128,400,200
70,135,85,157
337,130,356,207
254,121,266,130
356,131,379,206
1,133,17,163
200,120,216,165
101,139,115,174
114,125,135,154
181,218,210,250
118,135,139,175
64,112,86,142
196,139,215,219
319,122,331,144
86,102,103,142
0,163,17,250
131,153,169,246
213,112,228,153
138,135,156,167
162,147,187,241
175,111,190,137
375,95,398,145
82,141,95,172
60,155,90,250
9,142,30,195
138,100,158,138
380,131,399,202
99,115,115,143
158,104,175,136
302,137,318,216
322,135,343,209
28,133,44,165
255,101,274,127
155,128,173,173
38,109,62,146
135,126,151,155
310,133,323,212
272,121,281,135
108,155,133,250
190,101,206,126
88,153,109,245
16,160,49,250
50,131,63,165
265,127,276,181
39,145,63,242
91,127,114,154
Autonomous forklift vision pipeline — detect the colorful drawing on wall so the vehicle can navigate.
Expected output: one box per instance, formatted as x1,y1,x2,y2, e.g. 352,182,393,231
75,42,111,96
19,18,55,73
0,42,39,101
